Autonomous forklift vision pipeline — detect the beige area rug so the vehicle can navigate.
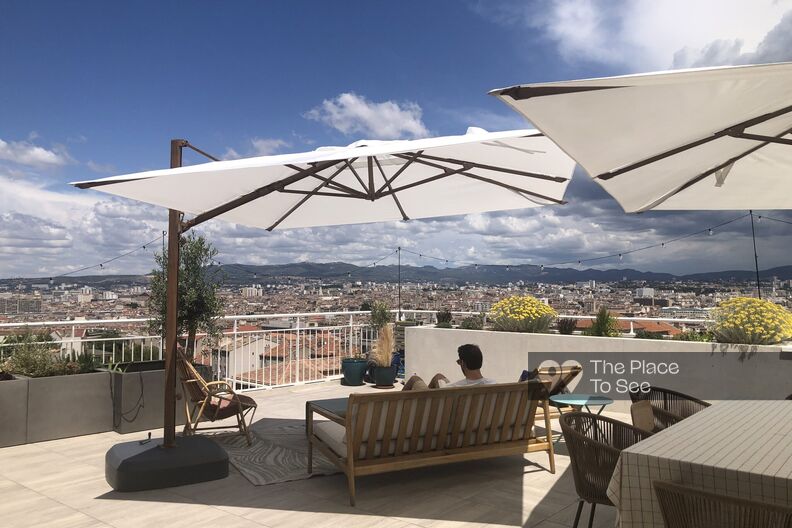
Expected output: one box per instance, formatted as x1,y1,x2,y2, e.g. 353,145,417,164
210,417,340,485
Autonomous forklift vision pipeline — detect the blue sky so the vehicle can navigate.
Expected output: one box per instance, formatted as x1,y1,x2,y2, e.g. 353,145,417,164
2,0,792,278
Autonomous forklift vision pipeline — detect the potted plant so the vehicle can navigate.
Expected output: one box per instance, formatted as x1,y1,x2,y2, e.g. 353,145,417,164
370,301,397,388
341,354,368,386
2,335,112,444
435,308,453,328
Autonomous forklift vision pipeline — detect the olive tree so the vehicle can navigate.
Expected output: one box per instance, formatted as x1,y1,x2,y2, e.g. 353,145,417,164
148,233,224,358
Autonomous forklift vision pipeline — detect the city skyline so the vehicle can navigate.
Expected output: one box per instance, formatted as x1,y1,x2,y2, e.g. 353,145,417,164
2,1,792,278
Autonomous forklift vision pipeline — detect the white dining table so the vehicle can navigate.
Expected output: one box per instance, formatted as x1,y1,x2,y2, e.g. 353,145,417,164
607,400,792,528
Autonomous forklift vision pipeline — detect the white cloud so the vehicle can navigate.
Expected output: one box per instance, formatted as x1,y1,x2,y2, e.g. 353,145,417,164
0,138,73,168
86,160,116,174
475,0,792,71
250,138,290,156
224,137,291,160
304,92,429,139
674,10,792,67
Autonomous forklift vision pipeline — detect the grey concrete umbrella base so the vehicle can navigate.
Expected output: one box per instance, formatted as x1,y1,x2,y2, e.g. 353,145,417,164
105,435,228,491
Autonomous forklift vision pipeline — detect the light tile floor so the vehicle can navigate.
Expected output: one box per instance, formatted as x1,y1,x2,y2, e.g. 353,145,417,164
1,380,624,528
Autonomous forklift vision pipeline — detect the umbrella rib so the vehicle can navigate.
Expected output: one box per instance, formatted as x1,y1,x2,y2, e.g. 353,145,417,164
373,156,409,220
284,162,366,198
413,152,568,183
457,170,566,205
266,163,348,231
727,131,792,146
342,160,370,195
634,125,792,212
373,151,422,196
367,157,375,199
182,159,340,230
378,168,465,195
388,154,564,204
598,103,792,181
278,189,366,199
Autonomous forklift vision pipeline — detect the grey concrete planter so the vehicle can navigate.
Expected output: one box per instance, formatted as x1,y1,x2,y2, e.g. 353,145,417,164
105,361,185,434
27,371,113,443
0,375,29,447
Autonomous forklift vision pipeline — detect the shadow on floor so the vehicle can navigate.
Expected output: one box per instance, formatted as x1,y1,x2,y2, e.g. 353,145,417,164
96,417,565,527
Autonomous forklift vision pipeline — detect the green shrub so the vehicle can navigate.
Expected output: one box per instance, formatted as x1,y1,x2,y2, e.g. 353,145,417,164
556,318,578,335
459,315,484,330
675,330,713,342
489,295,557,333
584,308,620,337
634,329,664,340
435,322,453,329
3,338,58,377
712,297,792,345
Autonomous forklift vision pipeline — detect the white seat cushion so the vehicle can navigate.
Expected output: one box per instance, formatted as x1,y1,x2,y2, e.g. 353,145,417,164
313,420,346,458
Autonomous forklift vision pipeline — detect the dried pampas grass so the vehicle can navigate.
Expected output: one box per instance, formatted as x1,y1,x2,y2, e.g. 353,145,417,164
371,323,395,367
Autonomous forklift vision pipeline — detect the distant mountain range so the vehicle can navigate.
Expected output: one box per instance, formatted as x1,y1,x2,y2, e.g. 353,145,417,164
4,262,792,288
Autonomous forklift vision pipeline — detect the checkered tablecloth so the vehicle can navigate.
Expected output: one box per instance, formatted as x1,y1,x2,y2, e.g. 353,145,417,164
607,400,792,528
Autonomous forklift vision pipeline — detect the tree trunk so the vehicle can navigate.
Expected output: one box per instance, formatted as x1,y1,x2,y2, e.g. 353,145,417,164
186,327,197,359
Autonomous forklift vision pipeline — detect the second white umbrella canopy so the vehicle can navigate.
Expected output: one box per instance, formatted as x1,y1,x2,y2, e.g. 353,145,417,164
491,62,792,212
72,128,575,230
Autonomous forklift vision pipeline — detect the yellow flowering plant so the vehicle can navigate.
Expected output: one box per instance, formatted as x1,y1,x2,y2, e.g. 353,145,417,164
489,295,557,333
713,297,792,345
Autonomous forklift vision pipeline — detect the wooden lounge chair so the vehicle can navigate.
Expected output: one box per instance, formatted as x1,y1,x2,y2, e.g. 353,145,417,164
561,412,652,528
629,386,710,419
307,380,554,506
630,400,683,433
653,480,792,528
521,364,582,419
177,350,257,445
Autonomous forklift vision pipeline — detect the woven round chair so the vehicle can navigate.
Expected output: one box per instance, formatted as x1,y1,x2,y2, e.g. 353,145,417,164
654,480,792,528
560,412,653,528
629,386,710,418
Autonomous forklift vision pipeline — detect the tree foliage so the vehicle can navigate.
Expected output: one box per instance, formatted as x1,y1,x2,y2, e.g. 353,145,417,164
148,233,224,356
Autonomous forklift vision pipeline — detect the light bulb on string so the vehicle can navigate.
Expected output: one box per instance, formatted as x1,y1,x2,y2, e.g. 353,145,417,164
708,228,714,236
540,264,544,271
661,243,665,248
757,216,762,223
619,254,623,262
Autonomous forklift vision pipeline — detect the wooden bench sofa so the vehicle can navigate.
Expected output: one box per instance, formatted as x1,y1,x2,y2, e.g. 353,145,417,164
307,380,554,505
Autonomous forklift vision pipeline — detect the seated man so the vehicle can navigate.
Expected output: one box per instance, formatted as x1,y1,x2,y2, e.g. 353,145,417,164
403,344,497,390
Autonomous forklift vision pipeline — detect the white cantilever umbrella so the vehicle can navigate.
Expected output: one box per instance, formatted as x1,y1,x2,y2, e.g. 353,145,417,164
72,127,575,455
73,127,575,230
490,62,792,213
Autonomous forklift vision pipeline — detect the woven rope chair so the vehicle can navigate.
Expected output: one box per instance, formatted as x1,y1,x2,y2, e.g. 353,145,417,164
561,412,653,528
178,350,257,445
629,386,710,418
631,400,684,433
654,480,792,528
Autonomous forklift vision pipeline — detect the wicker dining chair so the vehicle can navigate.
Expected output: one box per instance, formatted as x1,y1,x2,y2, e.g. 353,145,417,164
178,350,258,445
630,400,683,433
654,480,792,528
629,386,710,418
560,412,653,528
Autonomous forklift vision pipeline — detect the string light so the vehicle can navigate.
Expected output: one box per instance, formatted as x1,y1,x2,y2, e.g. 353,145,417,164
708,228,714,236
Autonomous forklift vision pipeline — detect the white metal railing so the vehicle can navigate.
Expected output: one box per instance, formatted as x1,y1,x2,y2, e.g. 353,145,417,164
0,309,710,389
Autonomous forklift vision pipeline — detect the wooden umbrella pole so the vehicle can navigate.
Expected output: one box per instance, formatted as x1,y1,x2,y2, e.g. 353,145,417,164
163,139,186,448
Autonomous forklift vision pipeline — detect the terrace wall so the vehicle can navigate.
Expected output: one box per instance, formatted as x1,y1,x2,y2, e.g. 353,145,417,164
405,327,792,412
